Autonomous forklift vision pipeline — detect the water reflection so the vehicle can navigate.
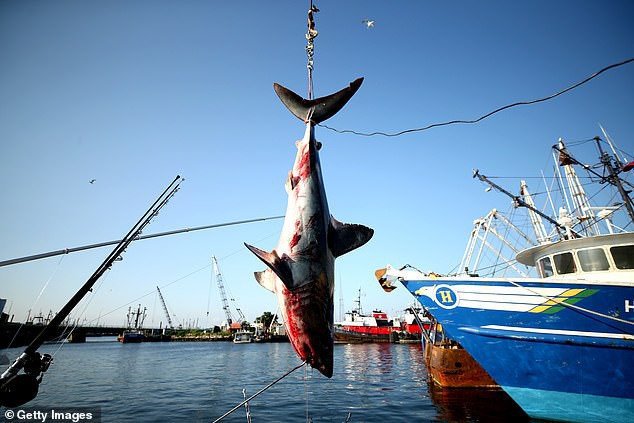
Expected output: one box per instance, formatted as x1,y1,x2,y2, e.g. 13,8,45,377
340,343,394,386
427,380,531,422
5,340,538,422
394,342,428,386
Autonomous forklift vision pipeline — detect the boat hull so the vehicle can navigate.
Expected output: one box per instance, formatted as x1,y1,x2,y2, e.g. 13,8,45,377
118,331,144,343
424,337,498,389
232,331,254,344
401,276,634,422
334,327,395,343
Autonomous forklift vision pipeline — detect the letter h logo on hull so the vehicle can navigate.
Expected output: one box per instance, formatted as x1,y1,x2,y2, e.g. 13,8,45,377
434,285,459,309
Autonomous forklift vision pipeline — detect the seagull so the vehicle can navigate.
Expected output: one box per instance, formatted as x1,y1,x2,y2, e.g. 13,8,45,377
89,179,96,184
362,19,375,29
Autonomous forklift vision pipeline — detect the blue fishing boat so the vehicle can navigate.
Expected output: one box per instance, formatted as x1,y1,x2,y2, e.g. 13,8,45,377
376,134,634,422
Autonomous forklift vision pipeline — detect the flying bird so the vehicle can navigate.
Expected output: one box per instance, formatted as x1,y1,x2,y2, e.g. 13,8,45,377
89,179,96,184
362,19,375,29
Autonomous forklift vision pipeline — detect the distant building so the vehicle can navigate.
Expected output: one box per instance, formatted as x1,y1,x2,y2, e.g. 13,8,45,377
271,323,286,336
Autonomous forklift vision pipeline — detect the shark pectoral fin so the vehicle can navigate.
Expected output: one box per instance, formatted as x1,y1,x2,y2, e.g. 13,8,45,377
285,171,293,193
328,216,374,258
254,269,276,293
285,170,299,193
244,243,295,290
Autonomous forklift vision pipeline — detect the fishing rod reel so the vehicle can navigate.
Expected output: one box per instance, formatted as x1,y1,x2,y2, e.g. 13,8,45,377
0,351,52,408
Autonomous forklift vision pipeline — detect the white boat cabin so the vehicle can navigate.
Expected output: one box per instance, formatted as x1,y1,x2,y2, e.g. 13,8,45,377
516,232,634,279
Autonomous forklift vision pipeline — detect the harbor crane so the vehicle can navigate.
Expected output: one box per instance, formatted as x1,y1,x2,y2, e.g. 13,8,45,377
156,286,175,329
212,256,234,325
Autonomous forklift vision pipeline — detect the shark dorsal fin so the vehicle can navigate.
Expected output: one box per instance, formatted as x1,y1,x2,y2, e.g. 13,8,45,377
328,217,374,258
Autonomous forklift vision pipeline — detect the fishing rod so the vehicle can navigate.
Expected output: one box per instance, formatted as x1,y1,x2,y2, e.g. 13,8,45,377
0,215,285,268
0,175,183,408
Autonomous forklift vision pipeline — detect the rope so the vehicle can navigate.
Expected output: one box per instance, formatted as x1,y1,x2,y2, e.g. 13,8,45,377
211,361,306,422
320,57,634,137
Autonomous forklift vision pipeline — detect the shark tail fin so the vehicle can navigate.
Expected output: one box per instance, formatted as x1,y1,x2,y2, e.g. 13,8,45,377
273,78,363,124
328,216,374,258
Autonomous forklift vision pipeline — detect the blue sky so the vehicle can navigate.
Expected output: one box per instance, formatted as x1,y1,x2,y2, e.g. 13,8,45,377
1,1,633,328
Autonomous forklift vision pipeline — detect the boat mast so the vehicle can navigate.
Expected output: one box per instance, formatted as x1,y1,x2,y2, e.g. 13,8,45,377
519,181,549,244
596,138,634,224
354,288,364,316
125,307,132,329
556,139,600,236
133,305,146,330
552,137,634,226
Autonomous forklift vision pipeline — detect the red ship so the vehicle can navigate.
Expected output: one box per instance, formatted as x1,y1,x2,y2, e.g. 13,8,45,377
334,290,427,343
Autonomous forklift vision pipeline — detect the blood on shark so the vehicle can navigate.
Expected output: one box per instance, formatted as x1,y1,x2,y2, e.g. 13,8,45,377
245,78,373,377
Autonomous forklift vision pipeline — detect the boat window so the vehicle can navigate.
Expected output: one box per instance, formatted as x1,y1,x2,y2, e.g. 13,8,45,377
553,252,576,274
577,248,610,272
610,245,634,270
538,257,554,277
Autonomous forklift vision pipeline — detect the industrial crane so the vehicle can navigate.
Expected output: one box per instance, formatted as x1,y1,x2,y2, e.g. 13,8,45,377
212,256,234,326
156,286,175,329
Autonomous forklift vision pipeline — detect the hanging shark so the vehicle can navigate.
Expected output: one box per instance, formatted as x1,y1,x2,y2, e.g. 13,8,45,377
245,77,373,378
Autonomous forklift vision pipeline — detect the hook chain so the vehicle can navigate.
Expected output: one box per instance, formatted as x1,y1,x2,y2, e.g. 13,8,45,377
305,3,319,100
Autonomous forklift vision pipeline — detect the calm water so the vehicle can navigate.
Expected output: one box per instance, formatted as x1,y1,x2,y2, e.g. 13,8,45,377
4,339,532,422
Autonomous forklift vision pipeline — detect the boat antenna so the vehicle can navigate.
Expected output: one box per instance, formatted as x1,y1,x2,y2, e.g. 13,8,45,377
473,169,577,239
0,175,183,408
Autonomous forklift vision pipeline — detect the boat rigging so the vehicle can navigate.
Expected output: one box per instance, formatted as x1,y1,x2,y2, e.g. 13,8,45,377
376,132,634,422
473,168,575,239
118,305,147,343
